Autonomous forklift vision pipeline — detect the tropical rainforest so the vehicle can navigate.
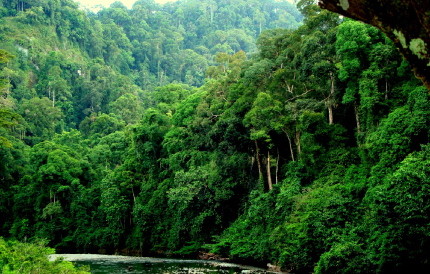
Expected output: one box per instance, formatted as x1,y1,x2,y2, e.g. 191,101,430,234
0,0,429,273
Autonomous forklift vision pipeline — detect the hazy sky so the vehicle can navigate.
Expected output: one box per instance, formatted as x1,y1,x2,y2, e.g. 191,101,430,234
75,0,295,9
74,0,172,9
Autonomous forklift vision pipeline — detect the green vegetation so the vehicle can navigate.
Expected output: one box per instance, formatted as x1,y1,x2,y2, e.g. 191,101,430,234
0,0,429,273
0,238,90,273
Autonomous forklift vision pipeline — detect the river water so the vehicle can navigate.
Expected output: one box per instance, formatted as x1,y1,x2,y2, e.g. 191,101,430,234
49,254,267,274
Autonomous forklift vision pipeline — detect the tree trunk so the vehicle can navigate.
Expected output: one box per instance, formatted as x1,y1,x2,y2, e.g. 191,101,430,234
160,70,164,86
52,89,55,107
132,186,136,203
251,156,255,172
267,151,273,190
385,79,389,100
328,105,334,125
276,148,279,185
255,140,262,183
283,129,295,162
354,105,362,133
295,131,302,156
286,82,294,94
157,60,161,85
329,71,335,124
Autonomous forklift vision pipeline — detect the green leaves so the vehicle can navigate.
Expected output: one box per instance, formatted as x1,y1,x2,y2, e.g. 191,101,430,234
366,86,430,170
169,166,210,207
243,92,287,147
1,1,429,272
0,109,21,149
315,240,369,274
364,146,430,272
98,173,128,247
19,97,63,145
0,238,90,274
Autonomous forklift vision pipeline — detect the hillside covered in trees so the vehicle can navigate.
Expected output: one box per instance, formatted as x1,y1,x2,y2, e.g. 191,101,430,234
1,0,430,273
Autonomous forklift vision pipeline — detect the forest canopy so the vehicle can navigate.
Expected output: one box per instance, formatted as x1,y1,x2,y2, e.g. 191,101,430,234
1,0,430,273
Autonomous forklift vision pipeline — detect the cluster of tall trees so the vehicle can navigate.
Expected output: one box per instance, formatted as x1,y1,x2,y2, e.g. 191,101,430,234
1,0,430,273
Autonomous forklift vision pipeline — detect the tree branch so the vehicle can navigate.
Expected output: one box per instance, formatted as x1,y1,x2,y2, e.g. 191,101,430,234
318,0,430,91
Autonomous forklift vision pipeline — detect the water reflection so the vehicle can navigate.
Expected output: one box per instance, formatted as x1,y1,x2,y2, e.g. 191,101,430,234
72,257,260,274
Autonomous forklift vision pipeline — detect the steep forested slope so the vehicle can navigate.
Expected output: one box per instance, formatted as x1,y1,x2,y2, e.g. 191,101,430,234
1,1,430,274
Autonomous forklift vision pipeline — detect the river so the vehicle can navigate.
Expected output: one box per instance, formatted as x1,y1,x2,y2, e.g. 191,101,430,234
48,254,269,274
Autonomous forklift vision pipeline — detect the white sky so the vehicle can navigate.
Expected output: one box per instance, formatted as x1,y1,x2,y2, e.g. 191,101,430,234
75,0,295,10
74,0,172,9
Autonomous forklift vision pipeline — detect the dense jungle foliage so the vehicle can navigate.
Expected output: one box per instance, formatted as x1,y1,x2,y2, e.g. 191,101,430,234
0,238,90,273
1,0,429,273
